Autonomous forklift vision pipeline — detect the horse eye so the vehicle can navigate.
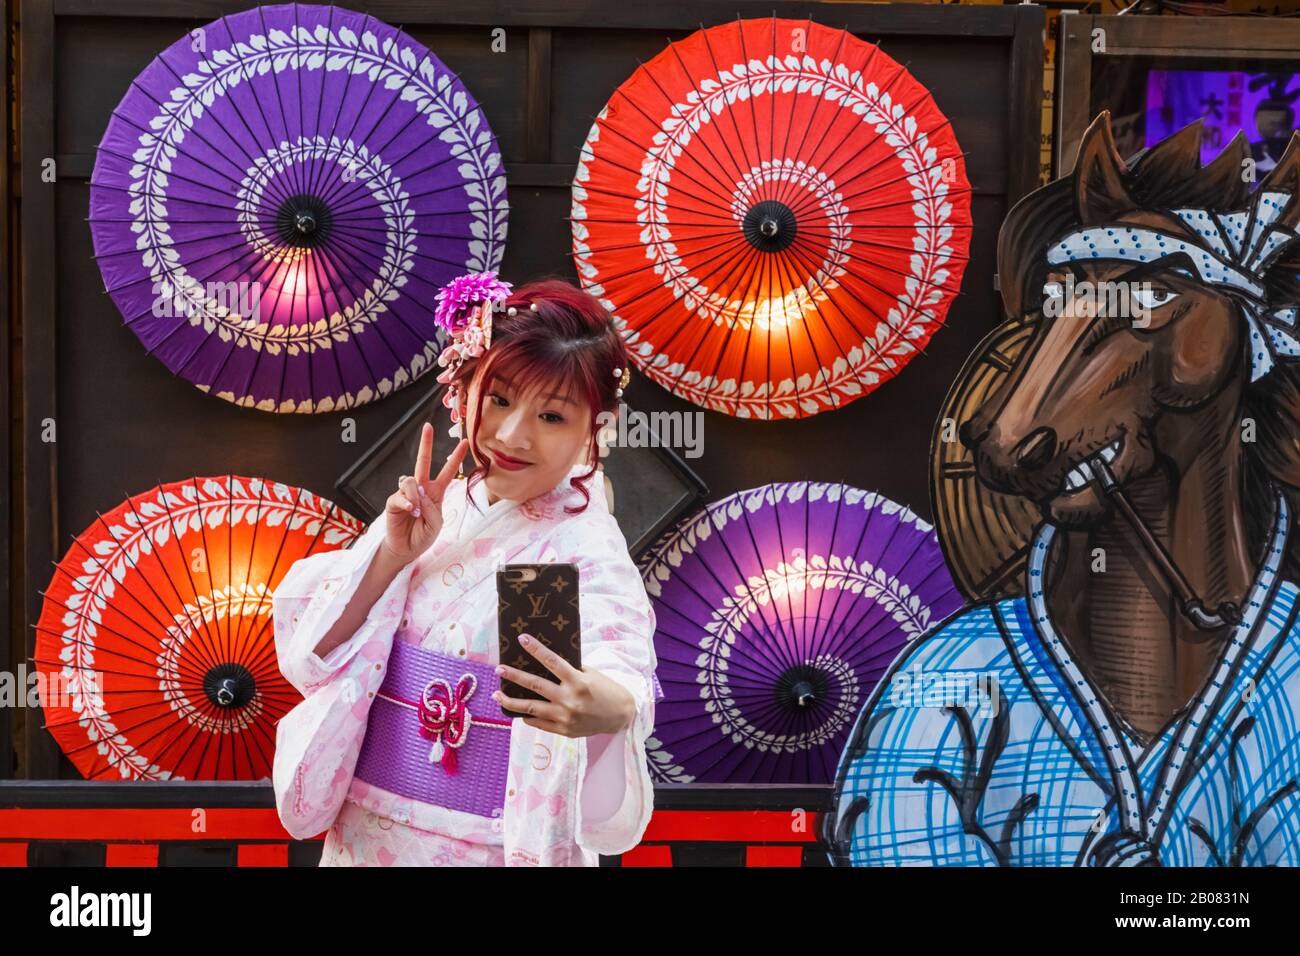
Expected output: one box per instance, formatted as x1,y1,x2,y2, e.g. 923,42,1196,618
1131,287,1178,310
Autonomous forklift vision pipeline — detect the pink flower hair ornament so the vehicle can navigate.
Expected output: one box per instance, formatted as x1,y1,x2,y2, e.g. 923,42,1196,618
433,271,514,437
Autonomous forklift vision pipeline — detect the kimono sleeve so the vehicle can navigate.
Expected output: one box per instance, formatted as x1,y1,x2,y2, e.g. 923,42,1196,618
567,518,663,856
272,516,407,691
269,515,418,839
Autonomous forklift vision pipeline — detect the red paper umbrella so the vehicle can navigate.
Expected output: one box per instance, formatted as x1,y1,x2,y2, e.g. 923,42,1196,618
572,16,972,419
33,476,363,780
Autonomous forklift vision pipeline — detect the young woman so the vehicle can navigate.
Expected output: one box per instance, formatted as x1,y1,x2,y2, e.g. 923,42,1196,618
271,275,662,866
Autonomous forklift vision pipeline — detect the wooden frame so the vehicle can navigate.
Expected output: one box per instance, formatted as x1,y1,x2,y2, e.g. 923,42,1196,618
1055,12,1300,177
14,0,1043,785
19,0,59,780
1,0,14,782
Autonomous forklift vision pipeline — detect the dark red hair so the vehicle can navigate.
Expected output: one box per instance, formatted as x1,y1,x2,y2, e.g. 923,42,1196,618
449,278,629,515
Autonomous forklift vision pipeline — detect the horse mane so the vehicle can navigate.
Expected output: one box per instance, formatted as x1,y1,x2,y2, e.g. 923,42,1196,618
997,111,1300,576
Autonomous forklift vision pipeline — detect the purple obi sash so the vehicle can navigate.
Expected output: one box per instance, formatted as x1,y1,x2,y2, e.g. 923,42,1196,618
353,637,513,818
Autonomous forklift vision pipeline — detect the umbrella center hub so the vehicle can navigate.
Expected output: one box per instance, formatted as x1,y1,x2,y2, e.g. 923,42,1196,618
743,200,797,253
203,662,256,709
276,194,333,249
775,664,829,710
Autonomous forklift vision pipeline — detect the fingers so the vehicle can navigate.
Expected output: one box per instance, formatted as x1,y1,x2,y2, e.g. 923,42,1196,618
494,663,562,702
393,475,423,518
414,422,433,485
427,439,470,498
492,687,563,724
384,488,417,518
515,633,577,681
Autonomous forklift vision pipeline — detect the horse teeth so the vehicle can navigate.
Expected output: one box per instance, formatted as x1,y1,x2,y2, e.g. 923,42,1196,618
1062,441,1123,494
1062,459,1100,492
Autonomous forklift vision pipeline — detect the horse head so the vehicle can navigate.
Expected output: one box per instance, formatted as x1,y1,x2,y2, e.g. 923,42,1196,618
962,112,1300,530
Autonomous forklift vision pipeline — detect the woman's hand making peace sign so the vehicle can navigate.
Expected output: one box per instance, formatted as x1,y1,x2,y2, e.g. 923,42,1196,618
382,424,470,567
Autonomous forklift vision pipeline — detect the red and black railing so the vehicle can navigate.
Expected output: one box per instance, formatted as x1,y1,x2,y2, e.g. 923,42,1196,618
0,782,833,867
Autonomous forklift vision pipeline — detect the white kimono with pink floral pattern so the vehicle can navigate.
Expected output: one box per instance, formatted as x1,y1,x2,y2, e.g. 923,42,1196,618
271,463,660,866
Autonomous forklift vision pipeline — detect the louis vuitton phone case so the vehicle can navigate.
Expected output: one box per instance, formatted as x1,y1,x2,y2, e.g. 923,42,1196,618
496,563,581,718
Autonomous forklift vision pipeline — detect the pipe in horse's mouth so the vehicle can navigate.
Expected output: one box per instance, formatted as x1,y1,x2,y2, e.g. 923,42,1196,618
1059,437,1124,495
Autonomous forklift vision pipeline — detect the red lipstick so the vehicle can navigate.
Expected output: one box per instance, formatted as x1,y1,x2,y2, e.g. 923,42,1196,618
490,449,531,472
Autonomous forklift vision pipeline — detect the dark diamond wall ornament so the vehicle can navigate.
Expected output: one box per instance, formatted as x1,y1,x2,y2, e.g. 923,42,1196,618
334,383,707,559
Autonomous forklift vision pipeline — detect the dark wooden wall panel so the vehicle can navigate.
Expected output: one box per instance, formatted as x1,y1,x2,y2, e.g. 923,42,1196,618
16,0,1043,780
2,0,15,780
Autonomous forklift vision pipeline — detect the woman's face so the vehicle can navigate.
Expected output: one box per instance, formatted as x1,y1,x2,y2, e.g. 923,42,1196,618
465,373,594,504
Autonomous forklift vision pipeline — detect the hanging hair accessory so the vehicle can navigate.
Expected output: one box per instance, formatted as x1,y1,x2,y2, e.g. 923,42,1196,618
613,365,631,398
433,271,513,437
530,302,539,312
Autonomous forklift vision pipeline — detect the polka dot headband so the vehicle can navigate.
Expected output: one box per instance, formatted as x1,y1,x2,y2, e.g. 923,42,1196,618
1046,189,1300,382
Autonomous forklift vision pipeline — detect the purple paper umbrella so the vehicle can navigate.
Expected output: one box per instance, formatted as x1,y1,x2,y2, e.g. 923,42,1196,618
638,482,965,784
89,3,508,413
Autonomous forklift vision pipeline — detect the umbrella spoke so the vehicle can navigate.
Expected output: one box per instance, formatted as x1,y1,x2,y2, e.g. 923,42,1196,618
302,9,384,206
236,490,345,677
117,79,291,209
621,54,750,198
779,228,936,377
696,18,760,178
252,3,308,198
762,239,840,415
178,35,301,206
325,176,507,223
786,141,970,224
571,184,740,225
90,138,264,209
642,231,770,404
770,21,856,212
781,59,918,220
733,12,769,179
647,550,802,686
30,646,210,694
298,4,344,203
65,506,228,679
36,569,226,683
45,684,247,779
577,127,742,220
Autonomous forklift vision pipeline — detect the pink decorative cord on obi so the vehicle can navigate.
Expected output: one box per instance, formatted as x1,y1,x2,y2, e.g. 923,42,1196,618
378,673,511,774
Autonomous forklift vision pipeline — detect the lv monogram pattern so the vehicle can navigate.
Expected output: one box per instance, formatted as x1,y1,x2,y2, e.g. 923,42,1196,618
498,564,581,717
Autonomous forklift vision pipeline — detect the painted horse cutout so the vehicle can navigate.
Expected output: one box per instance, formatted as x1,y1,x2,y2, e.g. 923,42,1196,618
828,112,1300,866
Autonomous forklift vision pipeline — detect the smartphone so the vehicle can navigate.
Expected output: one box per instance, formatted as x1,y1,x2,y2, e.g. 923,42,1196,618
496,563,581,718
